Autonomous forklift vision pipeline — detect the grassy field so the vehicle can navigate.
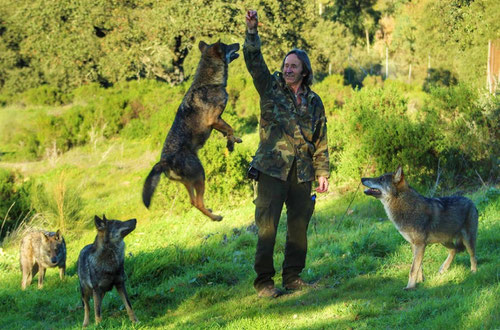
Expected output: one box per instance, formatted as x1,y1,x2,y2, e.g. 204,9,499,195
0,135,499,329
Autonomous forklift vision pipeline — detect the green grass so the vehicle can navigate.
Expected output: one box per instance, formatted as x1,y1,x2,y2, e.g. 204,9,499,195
0,136,499,329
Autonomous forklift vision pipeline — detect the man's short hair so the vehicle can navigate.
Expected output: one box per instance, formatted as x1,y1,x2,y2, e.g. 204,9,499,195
281,49,313,87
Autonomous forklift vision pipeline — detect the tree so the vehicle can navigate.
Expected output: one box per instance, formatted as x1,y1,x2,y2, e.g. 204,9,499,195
324,0,381,47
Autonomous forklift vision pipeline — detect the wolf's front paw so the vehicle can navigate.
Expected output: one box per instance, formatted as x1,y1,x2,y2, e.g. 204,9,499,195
226,136,242,152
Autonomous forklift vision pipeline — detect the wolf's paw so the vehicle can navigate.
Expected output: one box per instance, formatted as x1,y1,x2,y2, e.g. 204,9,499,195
226,136,242,152
211,214,223,221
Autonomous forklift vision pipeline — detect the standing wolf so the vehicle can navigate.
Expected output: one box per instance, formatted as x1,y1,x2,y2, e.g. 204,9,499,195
142,40,241,221
20,230,66,290
77,215,137,327
362,166,478,290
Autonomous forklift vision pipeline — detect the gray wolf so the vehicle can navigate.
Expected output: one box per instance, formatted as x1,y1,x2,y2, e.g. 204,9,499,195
362,166,478,290
77,215,137,327
19,230,66,290
142,40,241,221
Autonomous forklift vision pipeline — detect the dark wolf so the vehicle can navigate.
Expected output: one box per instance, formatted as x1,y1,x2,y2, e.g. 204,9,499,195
19,230,66,290
362,166,478,290
142,40,241,221
77,215,137,327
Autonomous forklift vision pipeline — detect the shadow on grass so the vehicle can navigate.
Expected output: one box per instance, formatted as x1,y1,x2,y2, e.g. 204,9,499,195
0,190,498,328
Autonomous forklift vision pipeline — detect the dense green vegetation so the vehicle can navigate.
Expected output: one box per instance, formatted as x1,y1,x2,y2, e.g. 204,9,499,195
1,0,499,98
0,138,499,329
0,0,499,328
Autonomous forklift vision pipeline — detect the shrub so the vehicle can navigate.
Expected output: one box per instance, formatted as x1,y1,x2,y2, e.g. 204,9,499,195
423,84,499,186
0,169,32,241
30,171,83,232
329,86,437,186
313,74,352,113
21,85,71,106
329,83,499,190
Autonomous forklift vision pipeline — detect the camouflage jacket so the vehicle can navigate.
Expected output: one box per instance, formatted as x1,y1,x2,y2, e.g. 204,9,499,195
243,32,330,183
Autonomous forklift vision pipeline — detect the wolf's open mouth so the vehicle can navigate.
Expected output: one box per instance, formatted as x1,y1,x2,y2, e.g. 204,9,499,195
229,51,239,62
364,188,381,196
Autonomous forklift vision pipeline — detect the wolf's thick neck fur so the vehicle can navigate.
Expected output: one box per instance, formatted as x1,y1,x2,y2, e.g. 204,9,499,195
191,52,227,88
382,185,426,226
91,232,125,270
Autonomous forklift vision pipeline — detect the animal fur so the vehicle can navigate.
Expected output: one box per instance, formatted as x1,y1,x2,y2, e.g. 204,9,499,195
77,215,137,327
362,166,478,290
19,230,66,290
142,40,241,221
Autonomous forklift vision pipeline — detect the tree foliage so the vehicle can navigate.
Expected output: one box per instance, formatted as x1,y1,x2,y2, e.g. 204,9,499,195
0,0,498,95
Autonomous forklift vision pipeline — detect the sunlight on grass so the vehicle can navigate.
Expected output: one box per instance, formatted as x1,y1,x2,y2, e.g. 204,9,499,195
0,135,499,329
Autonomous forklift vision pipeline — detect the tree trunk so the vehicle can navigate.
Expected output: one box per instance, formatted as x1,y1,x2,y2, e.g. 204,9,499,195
365,29,370,53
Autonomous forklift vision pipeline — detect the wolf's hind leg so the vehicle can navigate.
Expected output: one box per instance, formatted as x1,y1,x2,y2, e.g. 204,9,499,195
439,248,457,274
464,207,478,272
184,180,223,221
461,231,477,272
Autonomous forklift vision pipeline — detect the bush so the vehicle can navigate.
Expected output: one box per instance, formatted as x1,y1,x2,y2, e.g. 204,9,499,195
423,84,499,186
0,169,32,241
329,86,437,186
313,74,352,113
328,83,499,190
21,85,72,106
29,171,83,233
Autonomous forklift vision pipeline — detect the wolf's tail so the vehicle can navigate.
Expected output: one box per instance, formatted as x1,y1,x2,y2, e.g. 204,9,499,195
142,161,165,208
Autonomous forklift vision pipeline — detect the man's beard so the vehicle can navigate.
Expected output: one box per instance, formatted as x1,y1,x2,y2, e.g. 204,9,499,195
284,73,302,86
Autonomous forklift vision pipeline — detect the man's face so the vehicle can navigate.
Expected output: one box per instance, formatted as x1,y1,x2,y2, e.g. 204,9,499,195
283,53,304,87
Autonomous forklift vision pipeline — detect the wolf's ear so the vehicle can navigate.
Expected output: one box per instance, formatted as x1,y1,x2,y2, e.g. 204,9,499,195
42,231,51,241
393,165,404,184
199,40,208,52
94,215,106,231
55,229,61,240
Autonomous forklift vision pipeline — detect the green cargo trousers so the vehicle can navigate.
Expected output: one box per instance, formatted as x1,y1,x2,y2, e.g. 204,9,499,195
253,160,316,290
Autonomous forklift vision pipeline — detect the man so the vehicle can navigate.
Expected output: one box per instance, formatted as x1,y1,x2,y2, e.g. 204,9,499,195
244,10,330,298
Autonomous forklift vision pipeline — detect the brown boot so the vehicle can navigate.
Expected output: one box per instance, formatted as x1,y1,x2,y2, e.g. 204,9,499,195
257,284,283,298
284,278,313,291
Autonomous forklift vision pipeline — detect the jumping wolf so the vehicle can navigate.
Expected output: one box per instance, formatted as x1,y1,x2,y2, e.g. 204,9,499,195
77,215,137,327
142,40,241,221
362,166,478,290
20,230,66,290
